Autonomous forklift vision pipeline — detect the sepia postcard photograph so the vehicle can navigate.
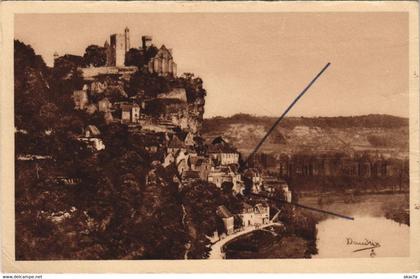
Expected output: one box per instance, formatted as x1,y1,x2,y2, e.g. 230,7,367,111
0,0,419,274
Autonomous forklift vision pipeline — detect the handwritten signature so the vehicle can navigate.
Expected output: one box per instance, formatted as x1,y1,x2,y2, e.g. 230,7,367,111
346,237,381,257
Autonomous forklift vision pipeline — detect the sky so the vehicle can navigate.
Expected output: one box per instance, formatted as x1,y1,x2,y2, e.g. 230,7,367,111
15,13,409,118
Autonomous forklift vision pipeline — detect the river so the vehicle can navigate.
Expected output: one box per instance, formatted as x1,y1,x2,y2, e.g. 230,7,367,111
300,193,410,258
224,193,409,259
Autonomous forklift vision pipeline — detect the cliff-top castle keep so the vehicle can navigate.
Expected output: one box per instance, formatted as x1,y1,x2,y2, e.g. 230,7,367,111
104,27,131,67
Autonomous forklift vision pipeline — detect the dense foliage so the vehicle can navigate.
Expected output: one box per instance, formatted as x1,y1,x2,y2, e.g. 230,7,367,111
14,40,213,260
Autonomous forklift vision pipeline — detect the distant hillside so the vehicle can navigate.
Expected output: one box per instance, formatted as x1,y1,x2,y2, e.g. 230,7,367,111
202,114,409,157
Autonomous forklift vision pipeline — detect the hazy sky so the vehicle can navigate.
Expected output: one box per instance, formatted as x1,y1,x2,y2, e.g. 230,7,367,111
15,13,409,118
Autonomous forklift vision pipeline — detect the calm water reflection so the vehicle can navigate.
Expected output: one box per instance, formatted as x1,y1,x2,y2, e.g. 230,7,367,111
301,193,409,258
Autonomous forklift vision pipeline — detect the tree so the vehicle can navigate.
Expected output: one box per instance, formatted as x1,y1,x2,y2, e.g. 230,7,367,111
221,181,233,195
39,102,59,129
83,45,107,67
125,48,146,68
180,181,227,258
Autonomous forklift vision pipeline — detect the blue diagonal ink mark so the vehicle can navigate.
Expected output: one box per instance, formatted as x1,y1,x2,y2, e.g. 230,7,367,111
245,62,331,164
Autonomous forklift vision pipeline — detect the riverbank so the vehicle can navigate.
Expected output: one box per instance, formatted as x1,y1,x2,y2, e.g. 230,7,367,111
297,188,409,199
309,192,410,258
223,226,312,259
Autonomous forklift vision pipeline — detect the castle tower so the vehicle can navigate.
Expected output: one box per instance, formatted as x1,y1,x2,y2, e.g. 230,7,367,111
142,35,152,50
124,27,130,52
110,33,126,67
104,40,112,67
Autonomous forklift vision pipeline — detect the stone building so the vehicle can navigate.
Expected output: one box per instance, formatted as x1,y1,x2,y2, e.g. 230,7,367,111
167,135,187,154
98,97,112,113
188,155,212,181
208,138,240,166
121,103,140,123
207,165,242,193
238,202,270,228
73,90,89,110
243,168,263,194
216,206,234,235
78,125,105,151
148,45,177,77
105,27,131,67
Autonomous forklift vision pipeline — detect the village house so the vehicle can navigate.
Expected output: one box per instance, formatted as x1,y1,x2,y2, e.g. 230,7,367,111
216,205,234,235
237,202,270,228
98,97,112,113
243,168,264,194
238,202,254,227
73,89,89,110
183,132,196,147
254,203,270,225
78,125,105,151
188,155,212,181
207,165,243,194
177,157,189,176
263,177,292,202
208,137,240,166
120,103,141,124
167,135,187,154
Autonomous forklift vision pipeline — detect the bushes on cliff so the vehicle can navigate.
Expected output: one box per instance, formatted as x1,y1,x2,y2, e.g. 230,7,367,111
83,45,107,67
14,40,189,260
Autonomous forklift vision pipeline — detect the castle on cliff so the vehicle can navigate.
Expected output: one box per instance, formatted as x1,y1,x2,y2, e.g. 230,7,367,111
102,27,177,76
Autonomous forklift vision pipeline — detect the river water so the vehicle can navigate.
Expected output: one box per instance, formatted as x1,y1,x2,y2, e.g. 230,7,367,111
300,193,410,258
